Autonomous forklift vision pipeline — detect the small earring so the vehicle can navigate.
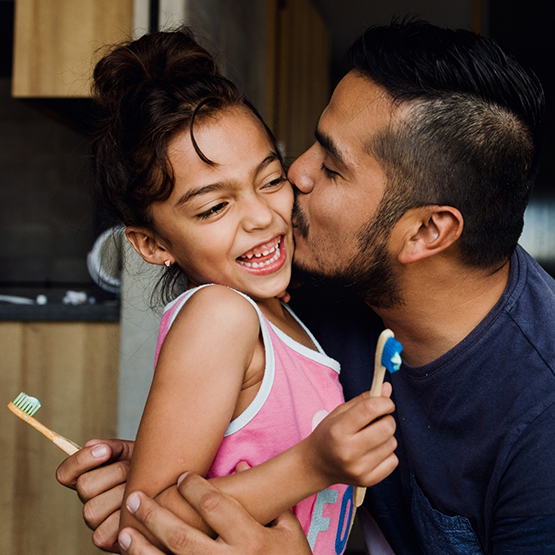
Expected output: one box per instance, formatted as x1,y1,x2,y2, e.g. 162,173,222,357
164,260,172,267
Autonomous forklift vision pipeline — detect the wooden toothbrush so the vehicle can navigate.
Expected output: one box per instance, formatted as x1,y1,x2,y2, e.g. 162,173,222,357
7,392,81,455
356,329,403,507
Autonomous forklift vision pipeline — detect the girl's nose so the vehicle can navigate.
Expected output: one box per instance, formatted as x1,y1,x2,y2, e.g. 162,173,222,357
242,194,274,231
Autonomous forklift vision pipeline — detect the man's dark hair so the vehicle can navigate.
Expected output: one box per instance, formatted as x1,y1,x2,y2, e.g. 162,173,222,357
348,19,545,269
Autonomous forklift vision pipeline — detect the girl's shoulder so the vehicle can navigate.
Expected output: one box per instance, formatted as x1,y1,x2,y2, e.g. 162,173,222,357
172,284,260,334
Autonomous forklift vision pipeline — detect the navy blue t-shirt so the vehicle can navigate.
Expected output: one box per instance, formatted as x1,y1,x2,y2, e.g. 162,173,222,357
292,246,555,554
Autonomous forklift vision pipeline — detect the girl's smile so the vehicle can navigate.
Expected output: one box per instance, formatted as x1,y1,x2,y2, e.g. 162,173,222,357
237,235,287,274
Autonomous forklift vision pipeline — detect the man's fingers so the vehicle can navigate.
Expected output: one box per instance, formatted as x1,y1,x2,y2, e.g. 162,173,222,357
269,510,313,554
77,460,129,503
178,473,260,546
119,527,165,555
56,439,134,491
124,491,217,555
90,509,123,553
56,443,113,490
83,482,125,529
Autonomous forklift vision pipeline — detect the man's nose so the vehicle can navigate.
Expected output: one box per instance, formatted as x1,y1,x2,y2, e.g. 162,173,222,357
288,147,317,194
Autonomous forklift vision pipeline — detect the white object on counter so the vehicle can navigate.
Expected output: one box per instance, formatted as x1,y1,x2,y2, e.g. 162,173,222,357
0,294,35,305
63,291,88,305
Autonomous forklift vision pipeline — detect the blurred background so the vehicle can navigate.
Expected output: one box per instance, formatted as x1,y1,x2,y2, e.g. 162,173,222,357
1,1,553,553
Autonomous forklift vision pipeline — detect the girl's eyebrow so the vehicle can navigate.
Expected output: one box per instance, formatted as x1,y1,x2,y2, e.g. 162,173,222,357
257,152,280,173
174,151,281,208
175,183,222,208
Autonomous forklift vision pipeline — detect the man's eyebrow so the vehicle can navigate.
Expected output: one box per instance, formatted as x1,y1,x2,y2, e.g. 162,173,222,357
175,151,281,208
314,127,348,169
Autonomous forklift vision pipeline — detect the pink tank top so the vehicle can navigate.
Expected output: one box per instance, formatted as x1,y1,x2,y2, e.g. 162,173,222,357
155,285,355,555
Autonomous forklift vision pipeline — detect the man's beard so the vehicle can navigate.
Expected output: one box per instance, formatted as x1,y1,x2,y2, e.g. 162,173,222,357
292,196,403,309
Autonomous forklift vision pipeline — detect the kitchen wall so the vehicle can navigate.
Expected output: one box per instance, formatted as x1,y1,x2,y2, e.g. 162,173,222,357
0,1,98,303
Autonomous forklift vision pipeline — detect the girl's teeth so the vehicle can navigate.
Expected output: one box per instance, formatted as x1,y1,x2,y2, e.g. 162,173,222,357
241,242,278,261
239,246,280,268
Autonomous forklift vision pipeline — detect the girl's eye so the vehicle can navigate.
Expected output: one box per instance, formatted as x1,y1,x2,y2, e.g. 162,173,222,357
197,202,227,220
321,163,339,180
263,176,287,189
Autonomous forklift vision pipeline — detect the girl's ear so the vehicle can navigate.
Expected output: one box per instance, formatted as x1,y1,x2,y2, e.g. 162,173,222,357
125,227,173,266
397,206,463,265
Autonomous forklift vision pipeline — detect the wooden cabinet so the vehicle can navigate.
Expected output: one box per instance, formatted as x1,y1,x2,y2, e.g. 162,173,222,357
12,0,134,97
266,0,331,159
0,321,120,555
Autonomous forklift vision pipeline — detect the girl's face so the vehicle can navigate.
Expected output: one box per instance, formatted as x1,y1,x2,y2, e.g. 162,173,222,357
147,106,294,301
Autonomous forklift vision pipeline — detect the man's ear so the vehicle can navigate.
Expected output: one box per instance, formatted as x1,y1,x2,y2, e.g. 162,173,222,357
125,227,172,266
397,206,463,265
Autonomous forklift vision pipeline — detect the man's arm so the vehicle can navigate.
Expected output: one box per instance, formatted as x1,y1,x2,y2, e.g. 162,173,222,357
118,473,312,555
57,386,397,551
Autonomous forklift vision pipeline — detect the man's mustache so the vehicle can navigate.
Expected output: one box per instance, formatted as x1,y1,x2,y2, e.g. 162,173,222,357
291,195,309,239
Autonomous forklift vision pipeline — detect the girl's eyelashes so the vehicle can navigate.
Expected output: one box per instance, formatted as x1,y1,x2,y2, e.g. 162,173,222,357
197,202,228,220
321,163,339,180
196,175,286,220
262,175,287,189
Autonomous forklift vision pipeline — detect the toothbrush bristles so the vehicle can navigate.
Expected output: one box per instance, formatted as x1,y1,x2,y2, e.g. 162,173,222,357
381,337,403,373
13,392,41,417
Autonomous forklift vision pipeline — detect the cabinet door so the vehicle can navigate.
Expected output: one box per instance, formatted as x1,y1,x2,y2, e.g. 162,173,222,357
1,321,120,555
12,0,133,97
266,0,331,159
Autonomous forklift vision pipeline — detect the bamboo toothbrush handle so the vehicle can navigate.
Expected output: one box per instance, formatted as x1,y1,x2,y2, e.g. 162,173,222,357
8,402,81,455
370,329,395,397
357,331,397,507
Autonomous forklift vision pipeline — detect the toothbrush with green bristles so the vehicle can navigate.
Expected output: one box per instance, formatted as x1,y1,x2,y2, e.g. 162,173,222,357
7,392,81,455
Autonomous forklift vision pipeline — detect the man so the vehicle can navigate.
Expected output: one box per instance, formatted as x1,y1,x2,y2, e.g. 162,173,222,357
58,20,555,554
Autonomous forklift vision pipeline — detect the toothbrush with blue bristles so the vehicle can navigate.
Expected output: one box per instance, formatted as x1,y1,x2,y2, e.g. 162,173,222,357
7,392,81,455
356,329,403,508
370,329,403,397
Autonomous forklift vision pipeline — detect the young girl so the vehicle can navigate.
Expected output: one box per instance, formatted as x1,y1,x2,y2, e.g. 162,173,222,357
91,28,393,555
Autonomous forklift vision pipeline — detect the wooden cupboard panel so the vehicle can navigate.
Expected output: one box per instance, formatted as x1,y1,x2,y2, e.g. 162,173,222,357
12,0,134,97
0,321,119,555
266,0,331,160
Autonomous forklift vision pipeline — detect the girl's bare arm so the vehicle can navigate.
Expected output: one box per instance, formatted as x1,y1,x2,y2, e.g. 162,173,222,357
119,286,261,543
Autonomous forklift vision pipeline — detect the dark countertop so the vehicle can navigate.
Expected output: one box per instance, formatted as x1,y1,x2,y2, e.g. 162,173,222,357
0,302,120,322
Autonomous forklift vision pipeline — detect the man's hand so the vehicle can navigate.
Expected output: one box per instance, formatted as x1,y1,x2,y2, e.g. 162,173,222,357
118,473,311,555
56,438,134,552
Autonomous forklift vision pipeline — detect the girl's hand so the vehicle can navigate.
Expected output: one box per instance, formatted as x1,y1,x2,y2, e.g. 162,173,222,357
304,384,398,488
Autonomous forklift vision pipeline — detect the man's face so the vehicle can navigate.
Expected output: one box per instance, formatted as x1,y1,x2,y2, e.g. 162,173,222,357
288,72,403,307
